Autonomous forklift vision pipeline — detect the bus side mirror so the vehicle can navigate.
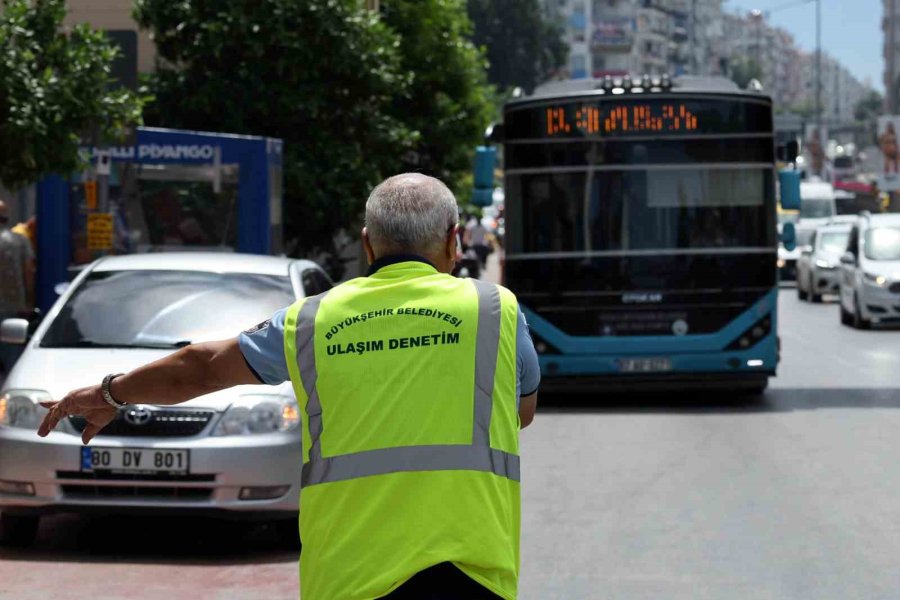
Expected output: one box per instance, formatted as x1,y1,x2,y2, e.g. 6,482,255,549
840,251,856,266
779,169,801,210
781,222,797,252
472,146,496,207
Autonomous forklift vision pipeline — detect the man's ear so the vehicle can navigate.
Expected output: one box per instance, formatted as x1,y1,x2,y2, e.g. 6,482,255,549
362,227,376,265
447,224,459,261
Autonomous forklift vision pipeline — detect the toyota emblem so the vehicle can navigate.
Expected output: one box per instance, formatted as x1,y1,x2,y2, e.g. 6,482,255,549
124,406,153,426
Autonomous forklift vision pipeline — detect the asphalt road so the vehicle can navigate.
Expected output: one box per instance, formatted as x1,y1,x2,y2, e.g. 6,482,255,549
2,288,899,600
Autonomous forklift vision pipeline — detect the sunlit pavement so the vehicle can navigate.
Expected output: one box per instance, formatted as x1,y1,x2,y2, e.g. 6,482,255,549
2,289,899,600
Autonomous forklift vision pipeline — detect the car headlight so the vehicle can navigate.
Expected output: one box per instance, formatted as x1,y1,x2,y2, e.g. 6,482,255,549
212,395,300,436
815,259,835,269
864,272,888,287
0,390,65,431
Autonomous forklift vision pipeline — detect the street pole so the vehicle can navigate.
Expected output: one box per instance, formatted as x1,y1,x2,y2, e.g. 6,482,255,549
815,0,821,134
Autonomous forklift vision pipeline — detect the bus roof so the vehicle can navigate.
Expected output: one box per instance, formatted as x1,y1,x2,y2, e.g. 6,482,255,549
511,76,769,107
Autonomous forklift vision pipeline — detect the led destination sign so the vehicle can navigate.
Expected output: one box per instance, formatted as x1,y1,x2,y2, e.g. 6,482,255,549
546,103,698,136
504,98,772,140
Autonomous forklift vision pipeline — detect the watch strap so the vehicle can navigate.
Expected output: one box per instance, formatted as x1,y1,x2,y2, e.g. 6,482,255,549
101,373,127,408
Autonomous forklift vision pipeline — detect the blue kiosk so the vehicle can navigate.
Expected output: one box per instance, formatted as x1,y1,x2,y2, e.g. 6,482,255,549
35,127,283,312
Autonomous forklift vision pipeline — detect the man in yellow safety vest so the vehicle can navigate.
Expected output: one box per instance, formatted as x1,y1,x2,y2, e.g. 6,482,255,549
38,173,540,599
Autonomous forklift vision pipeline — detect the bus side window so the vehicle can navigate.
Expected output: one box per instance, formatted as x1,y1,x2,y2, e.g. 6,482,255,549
301,269,334,296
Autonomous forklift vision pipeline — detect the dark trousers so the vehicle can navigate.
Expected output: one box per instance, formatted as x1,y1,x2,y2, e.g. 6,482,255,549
383,562,502,599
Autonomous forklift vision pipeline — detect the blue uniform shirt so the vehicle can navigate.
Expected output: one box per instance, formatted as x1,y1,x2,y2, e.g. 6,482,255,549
239,293,541,400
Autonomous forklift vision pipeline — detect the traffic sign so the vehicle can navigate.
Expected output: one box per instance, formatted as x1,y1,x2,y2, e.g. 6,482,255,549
86,213,114,251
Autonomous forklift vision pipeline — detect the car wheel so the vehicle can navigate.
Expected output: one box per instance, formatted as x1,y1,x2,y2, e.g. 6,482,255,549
840,302,853,325
809,275,822,303
853,294,871,330
0,513,39,548
797,277,808,300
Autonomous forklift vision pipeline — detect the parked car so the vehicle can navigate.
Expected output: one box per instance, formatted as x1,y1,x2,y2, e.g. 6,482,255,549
0,253,332,547
838,213,900,328
796,222,851,302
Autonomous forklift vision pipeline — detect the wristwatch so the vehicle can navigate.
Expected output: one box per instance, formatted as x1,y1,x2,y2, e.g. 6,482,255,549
101,373,127,408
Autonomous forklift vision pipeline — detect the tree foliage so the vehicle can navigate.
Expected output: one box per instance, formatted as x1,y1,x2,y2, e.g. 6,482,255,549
466,0,567,93
728,57,763,91
0,0,145,190
380,0,496,192
135,0,496,274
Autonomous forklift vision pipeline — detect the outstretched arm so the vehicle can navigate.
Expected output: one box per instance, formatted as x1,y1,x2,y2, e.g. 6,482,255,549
37,339,259,444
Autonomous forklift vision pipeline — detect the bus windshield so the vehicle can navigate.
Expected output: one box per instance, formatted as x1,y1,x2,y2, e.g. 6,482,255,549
506,168,772,253
800,198,834,219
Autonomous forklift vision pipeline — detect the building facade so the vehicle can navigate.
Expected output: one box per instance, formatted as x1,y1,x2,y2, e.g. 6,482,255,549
885,0,900,112
543,0,871,126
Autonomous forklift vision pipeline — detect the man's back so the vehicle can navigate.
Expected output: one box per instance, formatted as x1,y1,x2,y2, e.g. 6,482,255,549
285,261,521,599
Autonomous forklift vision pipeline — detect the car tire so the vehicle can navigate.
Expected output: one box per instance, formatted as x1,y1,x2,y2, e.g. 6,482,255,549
809,275,822,303
840,302,853,325
797,277,808,301
853,294,871,330
0,513,39,548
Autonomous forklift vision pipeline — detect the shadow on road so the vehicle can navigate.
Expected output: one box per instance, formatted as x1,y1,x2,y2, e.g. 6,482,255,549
0,513,298,565
537,387,900,415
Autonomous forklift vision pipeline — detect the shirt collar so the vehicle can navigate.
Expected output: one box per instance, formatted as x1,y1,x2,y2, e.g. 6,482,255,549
367,254,437,276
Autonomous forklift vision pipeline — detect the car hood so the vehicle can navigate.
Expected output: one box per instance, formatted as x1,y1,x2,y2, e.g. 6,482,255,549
863,260,900,278
2,347,292,408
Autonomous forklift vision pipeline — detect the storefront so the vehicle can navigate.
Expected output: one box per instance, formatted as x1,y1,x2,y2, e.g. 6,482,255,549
35,127,283,311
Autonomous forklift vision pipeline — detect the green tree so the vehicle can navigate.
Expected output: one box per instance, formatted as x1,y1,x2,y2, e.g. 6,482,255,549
380,0,496,193
466,0,567,93
854,90,883,145
729,57,763,90
133,0,414,275
0,0,145,190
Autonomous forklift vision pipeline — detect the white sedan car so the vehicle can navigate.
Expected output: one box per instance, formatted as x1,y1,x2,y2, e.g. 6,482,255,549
796,223,851,302
0,253,332,547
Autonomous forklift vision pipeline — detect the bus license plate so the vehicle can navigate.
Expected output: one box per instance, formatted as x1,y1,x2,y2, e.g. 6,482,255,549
617,357,672,373
81,447,190,475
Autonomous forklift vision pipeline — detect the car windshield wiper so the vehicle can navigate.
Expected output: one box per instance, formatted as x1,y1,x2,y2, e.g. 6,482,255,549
43,340,193,350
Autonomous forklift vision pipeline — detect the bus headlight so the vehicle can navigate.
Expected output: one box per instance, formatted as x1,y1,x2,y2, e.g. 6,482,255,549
725,315,772,351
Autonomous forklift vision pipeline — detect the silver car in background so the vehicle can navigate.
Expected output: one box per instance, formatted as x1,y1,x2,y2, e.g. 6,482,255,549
796,223,851,302
0,253,332,547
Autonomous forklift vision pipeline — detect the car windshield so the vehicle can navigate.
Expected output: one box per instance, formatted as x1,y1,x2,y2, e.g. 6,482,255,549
41,270,294,349
800,197,833,219
864,227,900,261
819,231,849,254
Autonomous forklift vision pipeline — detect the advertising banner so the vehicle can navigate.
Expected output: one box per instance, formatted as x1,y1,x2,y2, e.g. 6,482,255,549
877,115,900,191
803,124,828,179
592,18,635,49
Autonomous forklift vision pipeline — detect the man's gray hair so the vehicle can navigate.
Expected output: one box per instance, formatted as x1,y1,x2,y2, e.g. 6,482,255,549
365,173,459,255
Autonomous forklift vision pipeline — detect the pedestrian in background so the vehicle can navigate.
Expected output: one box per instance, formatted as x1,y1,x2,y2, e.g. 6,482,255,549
464,213,491,268
0,200,35,375
38,173,540,600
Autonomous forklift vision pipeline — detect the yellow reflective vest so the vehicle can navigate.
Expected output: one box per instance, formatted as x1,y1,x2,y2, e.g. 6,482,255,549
283,260,521,599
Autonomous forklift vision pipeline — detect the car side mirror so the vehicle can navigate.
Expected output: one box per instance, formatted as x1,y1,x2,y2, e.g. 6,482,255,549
0,318,30,345
840,252,856,266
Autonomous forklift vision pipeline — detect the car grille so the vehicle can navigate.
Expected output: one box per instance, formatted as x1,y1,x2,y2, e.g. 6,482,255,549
57,471,215,502
69,409,216,438
890,282,900,294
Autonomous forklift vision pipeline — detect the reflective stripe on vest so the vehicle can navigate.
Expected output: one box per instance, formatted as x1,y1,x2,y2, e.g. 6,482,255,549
295,278,520,487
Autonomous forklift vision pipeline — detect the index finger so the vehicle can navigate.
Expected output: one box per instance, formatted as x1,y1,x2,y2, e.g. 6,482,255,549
37,400,70,437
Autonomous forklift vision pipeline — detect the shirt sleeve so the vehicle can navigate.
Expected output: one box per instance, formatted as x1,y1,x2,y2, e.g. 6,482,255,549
237,307,291,386
516,308,541,397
